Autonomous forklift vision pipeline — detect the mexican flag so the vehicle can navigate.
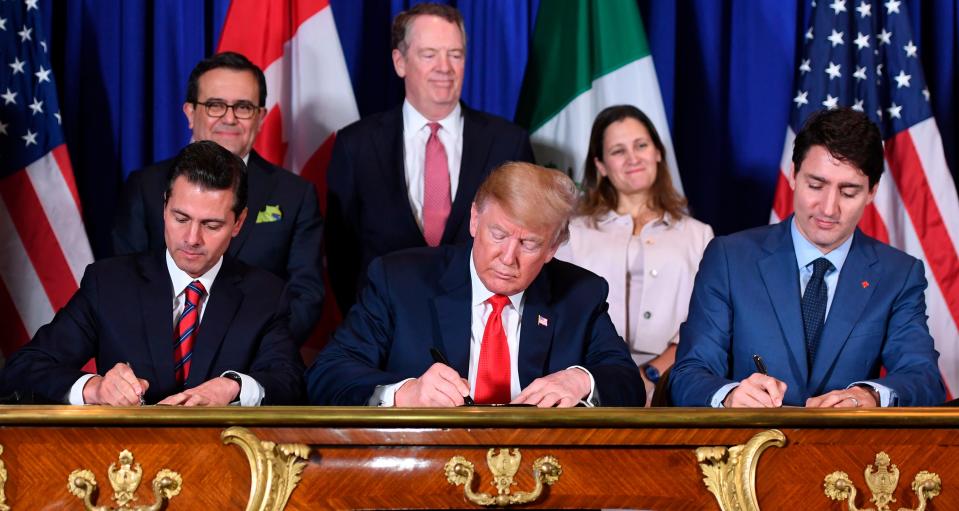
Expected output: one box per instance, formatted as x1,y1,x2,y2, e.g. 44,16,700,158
516,0,681,192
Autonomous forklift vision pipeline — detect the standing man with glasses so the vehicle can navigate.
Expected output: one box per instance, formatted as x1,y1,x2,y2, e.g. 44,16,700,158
112,52,324,345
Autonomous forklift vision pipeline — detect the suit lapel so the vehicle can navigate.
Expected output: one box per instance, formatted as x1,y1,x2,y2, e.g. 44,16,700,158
380,107,425,244
517,270,554,388
139,252,177,392
229,152,277,256
432,246,472,377
185,258,243,386
446,105,492,244
809,232,879,393
756,221,809,385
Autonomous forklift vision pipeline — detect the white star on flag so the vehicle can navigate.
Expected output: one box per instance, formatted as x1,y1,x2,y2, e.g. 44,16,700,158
822,94,839,109
9,56,25,74
852,99,865,111
54,112,61,124
825,61,842,79
0,16,6,31
24,0,39,10
799,59,811,74
886,102,902,118
34,65,50,83
878,28,892,45
17,25,30,42
830,0,847,14
793,90,809,107
828,29,845,47
894,70,911,88
856,1,872,17
0,120,7,135
853,66,867,80
922,87,931,101
885,0,901,14
806,27,814,40
21,129,37,146
1,87,16,105
854,32,870,50
903,40,918,58
28,97,42,115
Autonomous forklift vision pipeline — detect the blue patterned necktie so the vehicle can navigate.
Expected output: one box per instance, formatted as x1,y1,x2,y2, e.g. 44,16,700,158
802,257,833,368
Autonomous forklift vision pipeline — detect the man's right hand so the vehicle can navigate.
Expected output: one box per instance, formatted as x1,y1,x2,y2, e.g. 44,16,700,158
394,363,470,407
82,362,149,406
722,373,787,407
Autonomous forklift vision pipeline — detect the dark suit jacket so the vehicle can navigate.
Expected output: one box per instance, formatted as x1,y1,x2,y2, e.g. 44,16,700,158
670,219,944,406
0,252,304,405
306,243,644,406
325,103,534,313
111,150,324,343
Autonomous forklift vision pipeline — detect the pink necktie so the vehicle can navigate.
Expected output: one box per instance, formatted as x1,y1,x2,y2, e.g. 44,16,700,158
475,295,511,404
423,122,451,247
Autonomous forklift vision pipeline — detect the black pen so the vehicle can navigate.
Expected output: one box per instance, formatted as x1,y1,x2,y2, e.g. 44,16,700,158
752,354,768,375
429,348,475,405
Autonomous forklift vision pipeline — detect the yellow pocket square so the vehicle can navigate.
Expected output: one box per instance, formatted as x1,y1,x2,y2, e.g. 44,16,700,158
256,204,283,223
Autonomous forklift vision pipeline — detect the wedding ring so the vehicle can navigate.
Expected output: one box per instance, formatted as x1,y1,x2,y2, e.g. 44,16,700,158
849,396,860,407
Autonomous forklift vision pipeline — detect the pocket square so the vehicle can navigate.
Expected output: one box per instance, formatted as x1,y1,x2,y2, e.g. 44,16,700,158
256,204,283,223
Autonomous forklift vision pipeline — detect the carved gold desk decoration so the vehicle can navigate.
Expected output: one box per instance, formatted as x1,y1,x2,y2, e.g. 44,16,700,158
221,426,310,511
444,448,562,507
66,449,182,511
823,452,941,511
0,445,9,511
696,429,786,511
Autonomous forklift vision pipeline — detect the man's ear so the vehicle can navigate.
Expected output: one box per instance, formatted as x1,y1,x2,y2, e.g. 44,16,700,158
392,49,407,78
469,202,479,238
183,102,196,130
232,207,249,237
788,162,797,191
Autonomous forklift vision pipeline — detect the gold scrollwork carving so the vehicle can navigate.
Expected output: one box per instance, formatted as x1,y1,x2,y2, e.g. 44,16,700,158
696,429,786,511
66,449,182,511
444,448,562,507
221,426,310,511
0,445,9,511
823,452,941,511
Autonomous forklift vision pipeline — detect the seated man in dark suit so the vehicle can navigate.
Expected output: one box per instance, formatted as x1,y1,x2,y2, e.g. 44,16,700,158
308,162,644,407
112,51,323,344
326,2,535,314
1,141,303,406
670,108,943,408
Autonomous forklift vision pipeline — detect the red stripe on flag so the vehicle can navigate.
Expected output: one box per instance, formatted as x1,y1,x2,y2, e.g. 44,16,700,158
0,171,77,311
217,0,329,66
0,279,31,357
772,171,794,220
52,145,82,211
299,133,336,214
885,130,959,327
857,204,890,244
252,106,288,168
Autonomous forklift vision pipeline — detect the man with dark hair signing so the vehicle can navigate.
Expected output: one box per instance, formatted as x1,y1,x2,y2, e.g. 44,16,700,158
670,108,944,408
308,162,643,407
112,51,324,345
1,141,304,406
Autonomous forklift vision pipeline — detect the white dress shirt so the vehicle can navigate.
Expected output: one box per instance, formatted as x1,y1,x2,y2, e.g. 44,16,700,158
68,252,265,406
371,253,596,406
402,100,464,232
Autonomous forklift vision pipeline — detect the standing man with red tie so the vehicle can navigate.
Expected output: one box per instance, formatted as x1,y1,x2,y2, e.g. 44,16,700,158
307,162,644,407
325,2,535,315
0,141,303,406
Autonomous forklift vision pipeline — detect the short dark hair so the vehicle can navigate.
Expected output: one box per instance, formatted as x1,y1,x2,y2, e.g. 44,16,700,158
164,140,248,218
792,108,884,189
185,51,267,107
391,2,466,54
581,104,687,221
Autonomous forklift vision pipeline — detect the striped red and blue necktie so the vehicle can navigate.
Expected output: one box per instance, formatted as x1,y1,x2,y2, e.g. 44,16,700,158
174,281,206,385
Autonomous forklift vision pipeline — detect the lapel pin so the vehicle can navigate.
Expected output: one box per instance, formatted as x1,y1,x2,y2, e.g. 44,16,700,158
861,281,870,289
537,315,549,327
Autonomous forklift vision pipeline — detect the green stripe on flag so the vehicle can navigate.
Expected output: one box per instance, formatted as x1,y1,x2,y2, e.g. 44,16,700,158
515,0,652,132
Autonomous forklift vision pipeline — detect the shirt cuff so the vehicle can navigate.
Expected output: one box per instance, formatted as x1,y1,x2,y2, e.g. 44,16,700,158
848,381,897,407
369,379,415,407
711,382,740,408
222,371,265,407
567,365,597,407
68,374,98,405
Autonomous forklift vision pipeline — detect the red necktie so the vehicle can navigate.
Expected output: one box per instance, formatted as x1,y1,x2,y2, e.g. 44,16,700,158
422,122,451,247
174,281,205,385
475,294,511,404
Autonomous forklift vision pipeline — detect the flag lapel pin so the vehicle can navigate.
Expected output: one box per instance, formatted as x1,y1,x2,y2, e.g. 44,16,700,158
537,315,549,327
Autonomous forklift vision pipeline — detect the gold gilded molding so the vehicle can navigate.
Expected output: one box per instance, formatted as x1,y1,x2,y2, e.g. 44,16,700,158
444,448,562,507
66,449,182,510
221,426,310,511
0,445,9,511
696,429,786,511
823,452,941,511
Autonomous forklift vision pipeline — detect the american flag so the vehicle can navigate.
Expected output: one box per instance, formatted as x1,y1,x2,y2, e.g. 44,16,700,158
0,1,93,362
771,0,959,396
217,0,359,360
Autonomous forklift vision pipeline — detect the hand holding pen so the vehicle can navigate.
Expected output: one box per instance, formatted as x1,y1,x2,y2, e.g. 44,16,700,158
721,354,787,408
392,348,473,407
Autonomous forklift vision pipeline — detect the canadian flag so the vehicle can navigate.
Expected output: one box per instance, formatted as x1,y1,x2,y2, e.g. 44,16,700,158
218,0,360,359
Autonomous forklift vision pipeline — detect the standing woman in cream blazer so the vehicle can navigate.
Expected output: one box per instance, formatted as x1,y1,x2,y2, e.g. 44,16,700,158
556,105,713,405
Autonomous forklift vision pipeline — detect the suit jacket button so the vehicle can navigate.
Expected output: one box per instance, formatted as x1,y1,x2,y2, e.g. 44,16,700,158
649,269,659,277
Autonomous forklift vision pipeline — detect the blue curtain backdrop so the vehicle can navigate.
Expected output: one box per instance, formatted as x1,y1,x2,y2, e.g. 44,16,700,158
43,0,958,258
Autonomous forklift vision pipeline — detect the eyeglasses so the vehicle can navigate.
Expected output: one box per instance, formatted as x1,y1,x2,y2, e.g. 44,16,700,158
194,100,261,120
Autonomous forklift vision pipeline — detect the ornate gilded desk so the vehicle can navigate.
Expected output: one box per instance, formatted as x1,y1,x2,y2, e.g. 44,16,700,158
0,406,953,510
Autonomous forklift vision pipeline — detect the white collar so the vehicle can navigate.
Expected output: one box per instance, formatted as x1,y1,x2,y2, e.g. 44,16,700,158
468,251,524,310
165,250,223,297
403,99,463,136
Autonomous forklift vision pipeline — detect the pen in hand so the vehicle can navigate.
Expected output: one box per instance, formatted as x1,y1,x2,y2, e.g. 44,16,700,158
429,348,475,405
752,354,768,375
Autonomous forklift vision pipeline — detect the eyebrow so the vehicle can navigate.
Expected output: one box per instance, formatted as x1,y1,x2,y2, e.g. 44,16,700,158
171,208,226,224
807,174,864,189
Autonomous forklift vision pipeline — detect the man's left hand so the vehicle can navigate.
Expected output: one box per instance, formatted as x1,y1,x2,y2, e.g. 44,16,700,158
511,368,590,408
157,377,240,406
806,385,879,408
